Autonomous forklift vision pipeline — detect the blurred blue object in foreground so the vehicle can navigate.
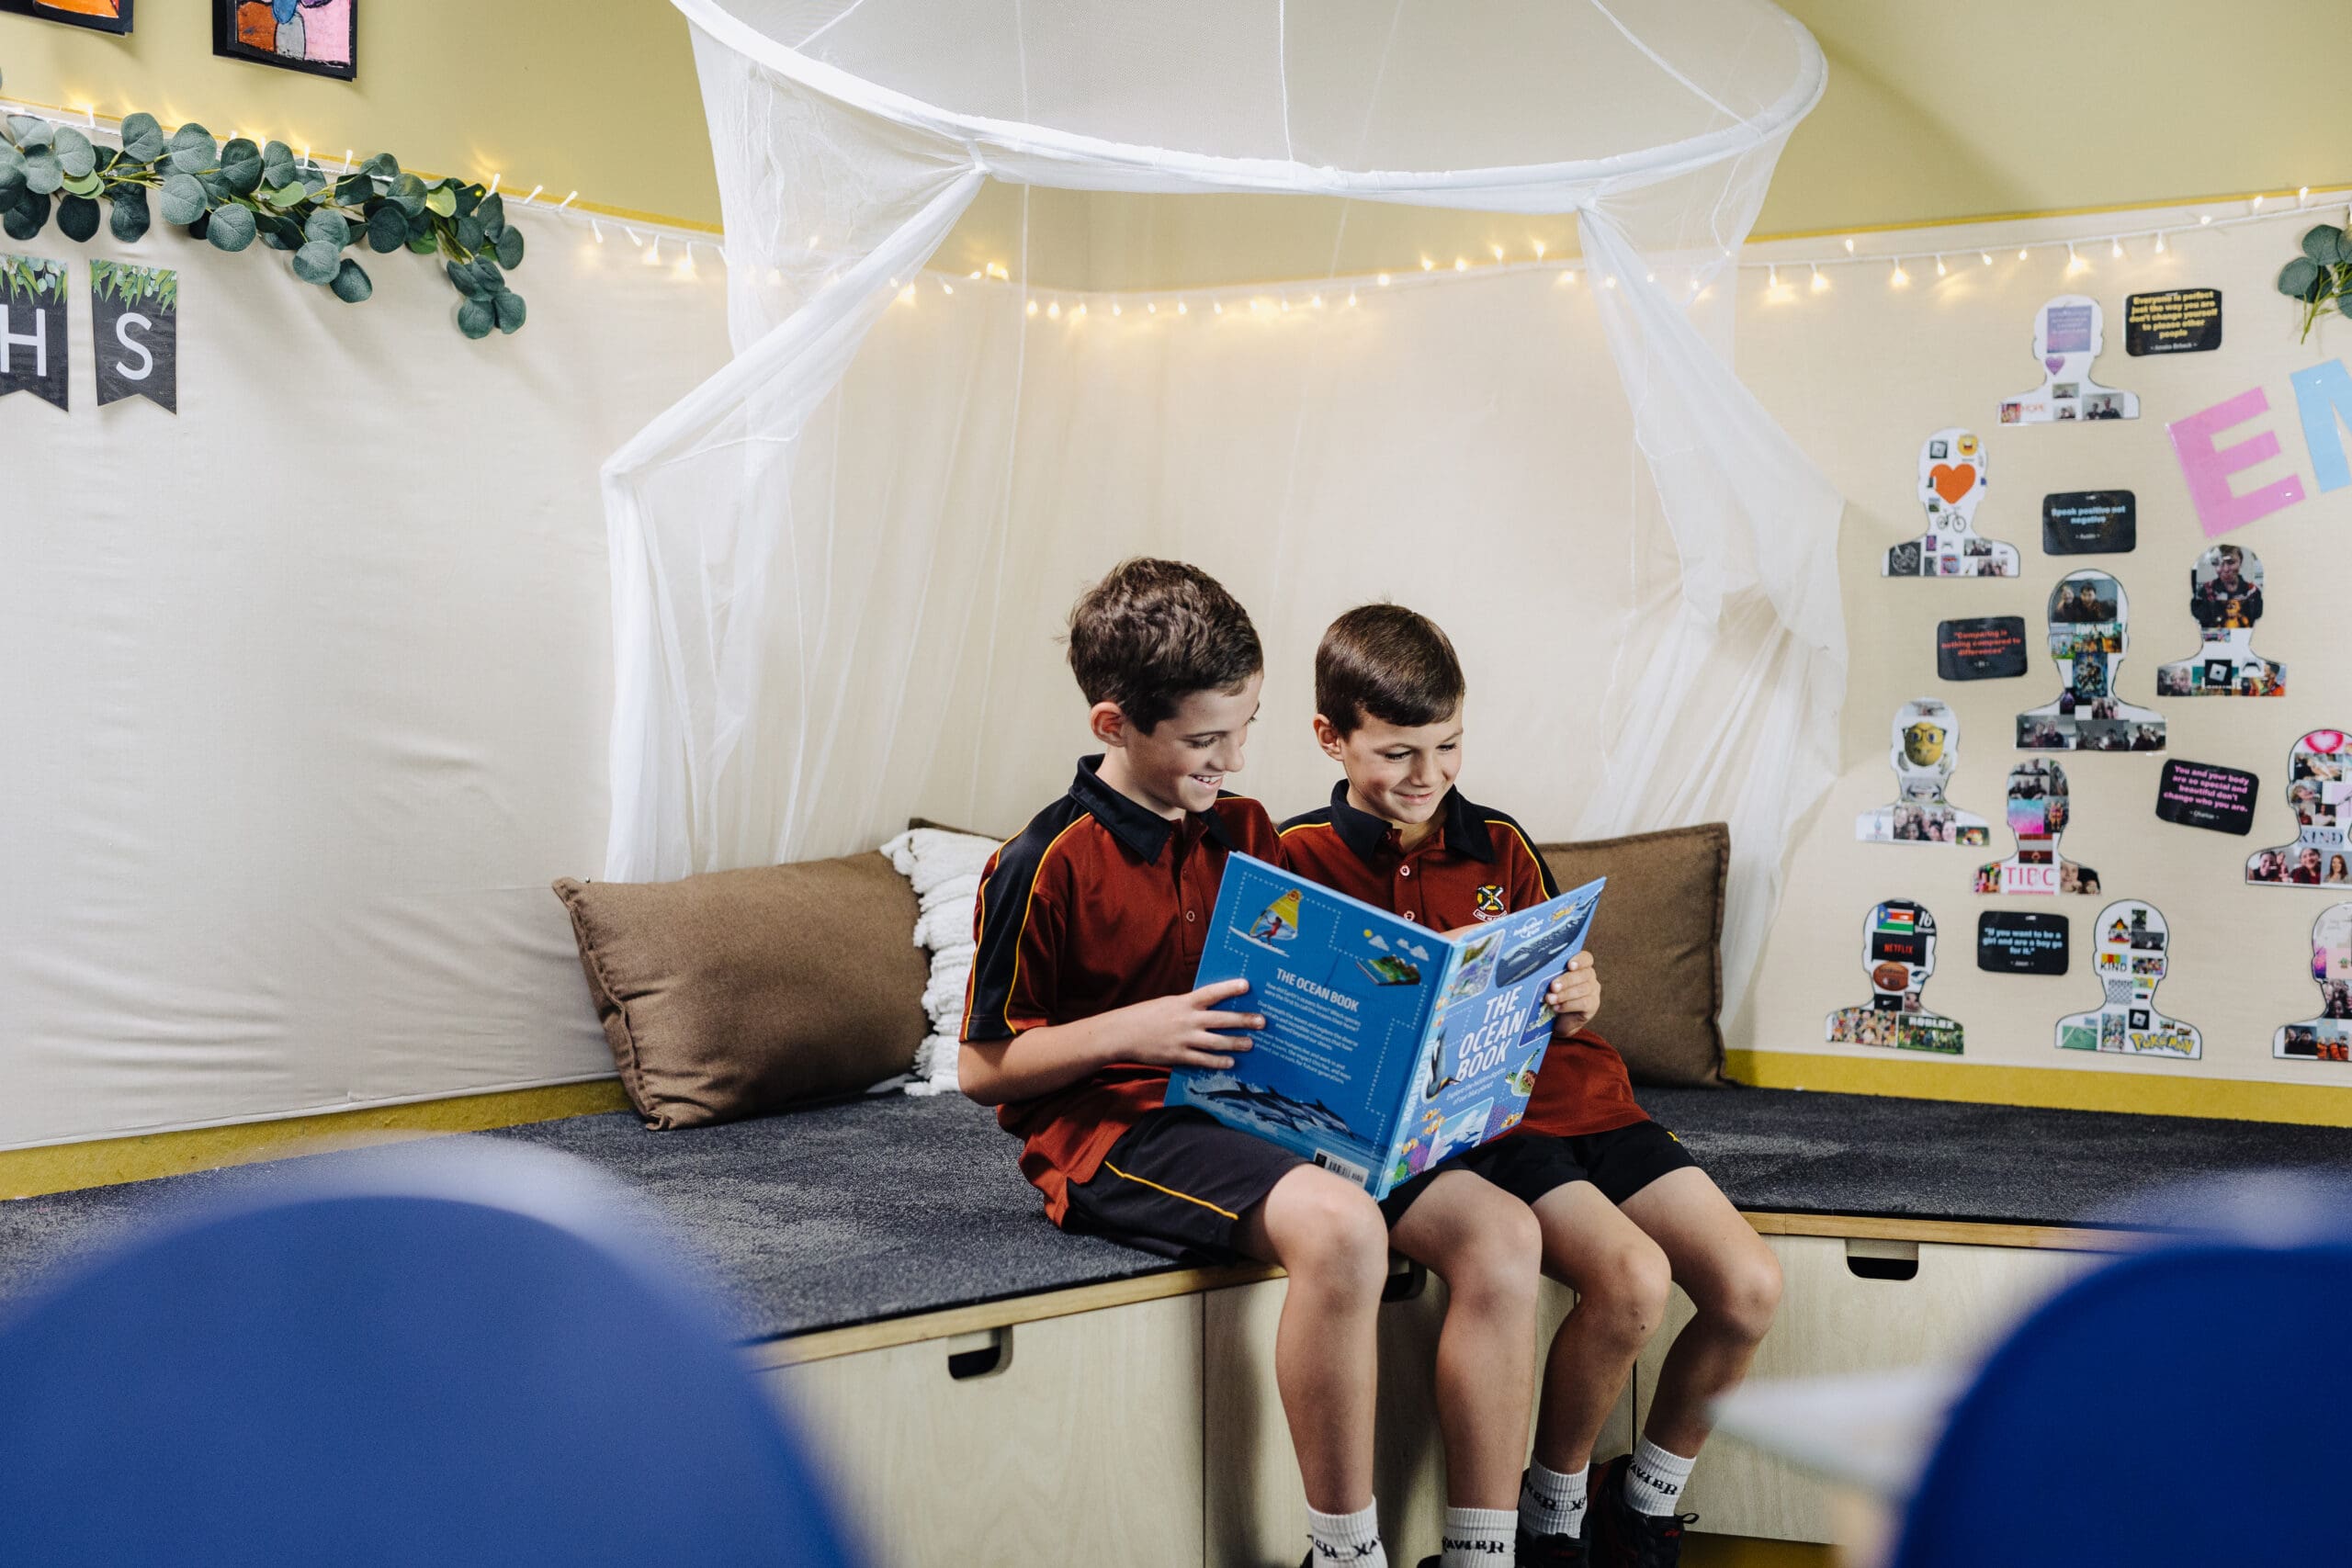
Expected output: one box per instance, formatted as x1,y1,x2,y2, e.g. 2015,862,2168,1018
1894,1176,2352,1567
0,1142,862,1567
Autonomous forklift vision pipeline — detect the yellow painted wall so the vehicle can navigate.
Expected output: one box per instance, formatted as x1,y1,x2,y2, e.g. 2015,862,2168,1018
6,1,2348,287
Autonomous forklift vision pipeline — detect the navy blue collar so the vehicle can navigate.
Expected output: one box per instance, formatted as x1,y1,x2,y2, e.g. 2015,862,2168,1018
1325,779,1494,865
1072,754,1238,862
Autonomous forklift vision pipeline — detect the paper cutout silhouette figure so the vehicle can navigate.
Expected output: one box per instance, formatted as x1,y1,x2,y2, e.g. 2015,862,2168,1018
1885,428,2018,578
1857,698,1990,845
2246,729,2352,888
1826,900,1962,1054
1975,761,2102,896
2275,904,2352,1062
2155,543,2286,697
2017,570,2165,752
1997,295,2140,424
2056,900,2199,1058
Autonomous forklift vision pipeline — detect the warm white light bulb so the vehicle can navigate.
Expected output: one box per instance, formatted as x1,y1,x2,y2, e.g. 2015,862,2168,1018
1981,252,1993,265
1844,237,1855,253
2110,238,2122,258
1490,244,1505,261
1025,299,1038,316
1047,300,1060,319
1377,272,1392,287
1532,242,1546,261
1890,261,1908,286
1768,265,1779,288
1454,257,1467,272
2155,233,2166,253
1177,301,1188,314
1935,255,1947,276
1810,264,1826,292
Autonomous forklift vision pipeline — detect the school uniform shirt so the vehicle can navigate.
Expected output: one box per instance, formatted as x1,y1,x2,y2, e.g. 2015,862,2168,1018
963,755,1283,1224
1276,781,1648,1139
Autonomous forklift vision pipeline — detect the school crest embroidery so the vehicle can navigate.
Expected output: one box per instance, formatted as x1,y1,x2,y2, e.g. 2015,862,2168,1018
1473,885,1507,920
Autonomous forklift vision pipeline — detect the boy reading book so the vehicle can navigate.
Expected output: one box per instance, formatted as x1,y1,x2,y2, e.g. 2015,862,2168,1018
1280,604,1783,1568
960,560,1538,1568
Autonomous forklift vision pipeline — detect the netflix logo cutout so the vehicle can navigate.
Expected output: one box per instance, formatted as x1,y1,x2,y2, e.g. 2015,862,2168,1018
0,254,178,414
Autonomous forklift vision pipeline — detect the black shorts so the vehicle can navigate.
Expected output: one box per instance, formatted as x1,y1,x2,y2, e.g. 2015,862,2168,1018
1060,1107,1306,1263
1380,1118,1697,1227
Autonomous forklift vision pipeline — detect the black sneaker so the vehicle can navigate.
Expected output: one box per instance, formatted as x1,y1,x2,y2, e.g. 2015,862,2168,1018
1516,1519,1589,1566
1589,1455,1695,1568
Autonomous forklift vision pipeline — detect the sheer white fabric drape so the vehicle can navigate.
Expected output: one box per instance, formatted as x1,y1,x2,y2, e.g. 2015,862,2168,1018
605,4,1845,1021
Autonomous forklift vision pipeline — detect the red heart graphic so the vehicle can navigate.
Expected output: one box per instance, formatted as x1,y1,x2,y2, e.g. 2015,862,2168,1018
2305,730,2347,754
1929,463,1975,506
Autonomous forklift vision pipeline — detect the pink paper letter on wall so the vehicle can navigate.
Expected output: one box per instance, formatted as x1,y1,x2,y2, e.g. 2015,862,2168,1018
2167,386,2307,537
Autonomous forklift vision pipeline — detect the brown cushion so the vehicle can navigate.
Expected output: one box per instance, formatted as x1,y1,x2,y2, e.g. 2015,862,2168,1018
1537,824,1730,1089
551,852,930,1130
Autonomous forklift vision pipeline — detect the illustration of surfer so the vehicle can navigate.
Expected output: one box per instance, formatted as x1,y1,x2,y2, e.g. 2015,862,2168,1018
1248,888,1303,944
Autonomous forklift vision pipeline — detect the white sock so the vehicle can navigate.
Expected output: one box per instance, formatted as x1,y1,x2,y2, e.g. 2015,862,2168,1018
1441,1506,1516,1565
1519,1460,1589,1541
1623,1436,1697,1517
1307,1500,1387,1566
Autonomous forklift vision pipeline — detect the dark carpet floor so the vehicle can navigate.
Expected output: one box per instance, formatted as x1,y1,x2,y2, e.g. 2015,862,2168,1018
6,1084,2350,1346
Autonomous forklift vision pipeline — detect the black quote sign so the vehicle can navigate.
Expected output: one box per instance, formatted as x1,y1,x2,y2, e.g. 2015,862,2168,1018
2042,491,2136,554
2154,759,2259,836
89,263,178,412
1937,615,2029,681
1978,911,2070,976
0,253,69,412
2124,288,2222,355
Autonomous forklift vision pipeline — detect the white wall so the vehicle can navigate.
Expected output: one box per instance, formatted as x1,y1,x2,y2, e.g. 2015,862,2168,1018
1,214,729,1149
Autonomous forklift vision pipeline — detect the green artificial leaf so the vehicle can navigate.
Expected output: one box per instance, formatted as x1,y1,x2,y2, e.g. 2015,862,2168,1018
470,255,505,293
119,111,164,164
186,209,211,241
454,182,481,218
56,192,99,242
62,170,102,198
0,145,23,196
92,145,118,173
494,290,526,333
291,239,342,284
390,171,427,215
3,190,48,242
300,167,327,197
2303,225,2346,266
406,206,434,243
334,172,372,206
405,229,437,254
330,256,373,303
263,182,309,209
457,297,494,339
23,146,62,197
454,213,483,252
109,184,150,242
303,209,350,248
445,258,486,297
475,191,504,239
11,118,53,150
366,203,407,253
159,172,209,226
2340,292,2352,321
364,152,399,179
207,202,257,252
2280,255,2324,301
424,185,457,218
258,209,302,251
219,138,264,195
264,141,297,186
167,124,219,176
53,126,96,179
493,226,525,269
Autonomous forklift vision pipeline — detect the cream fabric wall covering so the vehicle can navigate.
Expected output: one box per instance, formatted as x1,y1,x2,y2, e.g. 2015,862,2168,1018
0,218,730,1149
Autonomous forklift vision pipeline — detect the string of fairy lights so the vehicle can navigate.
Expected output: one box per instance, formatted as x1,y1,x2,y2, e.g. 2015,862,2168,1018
7,93,2344,313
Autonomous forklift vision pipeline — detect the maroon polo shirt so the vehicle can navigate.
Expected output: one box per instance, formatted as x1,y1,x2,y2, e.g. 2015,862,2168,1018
963,755,1283,1224
1278,781,1647,1139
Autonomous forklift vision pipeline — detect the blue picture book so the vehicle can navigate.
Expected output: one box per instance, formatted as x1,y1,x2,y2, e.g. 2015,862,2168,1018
1166,852,1606,1198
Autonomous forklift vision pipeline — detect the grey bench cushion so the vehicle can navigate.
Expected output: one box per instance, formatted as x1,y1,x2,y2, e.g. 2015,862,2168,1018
6,1087,2352,1346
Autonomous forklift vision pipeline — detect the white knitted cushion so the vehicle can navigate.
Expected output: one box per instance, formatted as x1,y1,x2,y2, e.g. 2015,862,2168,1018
880,827,1001,1095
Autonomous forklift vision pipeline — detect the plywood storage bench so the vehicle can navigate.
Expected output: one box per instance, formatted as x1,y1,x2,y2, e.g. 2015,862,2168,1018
8,1089,2352,1562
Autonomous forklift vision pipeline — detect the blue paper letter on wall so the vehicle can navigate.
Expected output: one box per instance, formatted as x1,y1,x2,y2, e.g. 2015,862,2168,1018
2291,358,2352,494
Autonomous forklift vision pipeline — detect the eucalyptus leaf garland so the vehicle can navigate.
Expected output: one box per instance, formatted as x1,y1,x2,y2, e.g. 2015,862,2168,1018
0,66,526,339
2277,221,2352,343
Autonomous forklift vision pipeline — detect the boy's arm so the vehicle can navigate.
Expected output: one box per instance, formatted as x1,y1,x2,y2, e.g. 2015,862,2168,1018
958,980,1262,1107
1500,827,1603,1033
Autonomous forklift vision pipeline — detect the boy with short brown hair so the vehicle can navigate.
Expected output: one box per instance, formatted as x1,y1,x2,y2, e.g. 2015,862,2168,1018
1281,604,1783,1568
964,559,1538,1568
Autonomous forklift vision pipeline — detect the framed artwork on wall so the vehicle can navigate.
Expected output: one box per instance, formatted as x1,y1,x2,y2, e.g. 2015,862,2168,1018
0,0,134,33
212,0,356,81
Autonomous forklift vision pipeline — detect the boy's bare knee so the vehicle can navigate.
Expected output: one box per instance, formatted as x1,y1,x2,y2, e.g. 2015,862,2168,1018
1583,1236,1672,1348
1707,1247,1782,1346
1442,1201,1543,1314
1278,1177,1389,1294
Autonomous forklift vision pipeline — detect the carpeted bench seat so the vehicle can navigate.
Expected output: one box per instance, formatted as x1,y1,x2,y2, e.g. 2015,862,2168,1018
8,1086,2352,1348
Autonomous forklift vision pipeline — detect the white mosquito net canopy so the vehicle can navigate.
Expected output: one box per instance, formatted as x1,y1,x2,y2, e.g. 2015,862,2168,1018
609,0,1845,1022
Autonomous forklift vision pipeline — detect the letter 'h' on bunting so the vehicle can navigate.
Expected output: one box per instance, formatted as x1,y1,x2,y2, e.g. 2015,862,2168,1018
1,254,70,411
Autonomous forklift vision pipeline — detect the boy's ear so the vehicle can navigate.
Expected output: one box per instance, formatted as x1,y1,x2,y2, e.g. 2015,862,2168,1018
1088,700,1131,750
1311,713,1347,762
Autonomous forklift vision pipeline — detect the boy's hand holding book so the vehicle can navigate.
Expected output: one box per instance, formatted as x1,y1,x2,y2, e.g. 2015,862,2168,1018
1119,978,1265,1071
1547,953,1601,1035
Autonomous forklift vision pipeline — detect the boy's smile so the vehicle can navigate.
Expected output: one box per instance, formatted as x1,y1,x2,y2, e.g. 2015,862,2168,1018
1092,673,1263,820
1317,703,1464,843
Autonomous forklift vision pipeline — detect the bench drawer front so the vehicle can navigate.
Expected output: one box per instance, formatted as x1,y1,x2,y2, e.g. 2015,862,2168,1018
1205,1274,1633,1564
1635,1235,2095,1544
765,1294,1204,1567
